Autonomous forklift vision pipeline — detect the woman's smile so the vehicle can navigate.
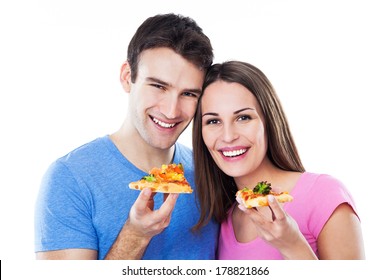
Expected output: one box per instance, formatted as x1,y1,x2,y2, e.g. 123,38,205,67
219,147,249,160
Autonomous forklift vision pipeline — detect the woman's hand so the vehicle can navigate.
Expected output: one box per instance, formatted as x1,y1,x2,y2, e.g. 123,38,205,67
238,195,317,259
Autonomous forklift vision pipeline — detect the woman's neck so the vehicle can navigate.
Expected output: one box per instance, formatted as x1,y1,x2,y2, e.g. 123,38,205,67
233,157,275,189
233,157,301,193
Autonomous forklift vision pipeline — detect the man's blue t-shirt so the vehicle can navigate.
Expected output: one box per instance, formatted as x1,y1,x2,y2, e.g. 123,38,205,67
35,136,219,259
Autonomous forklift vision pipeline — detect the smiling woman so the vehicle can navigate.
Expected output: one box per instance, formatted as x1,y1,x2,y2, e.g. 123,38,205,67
192,61,365,260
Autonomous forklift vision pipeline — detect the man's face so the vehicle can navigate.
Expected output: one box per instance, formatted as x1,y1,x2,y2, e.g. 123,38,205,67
126,47,204,150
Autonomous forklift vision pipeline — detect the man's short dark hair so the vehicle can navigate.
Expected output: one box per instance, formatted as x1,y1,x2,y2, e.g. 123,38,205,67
127,13,213,82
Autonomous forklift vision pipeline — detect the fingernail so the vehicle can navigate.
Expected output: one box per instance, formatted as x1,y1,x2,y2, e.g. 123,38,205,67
268,195,275,203
238,204,247,212
143,188,152,196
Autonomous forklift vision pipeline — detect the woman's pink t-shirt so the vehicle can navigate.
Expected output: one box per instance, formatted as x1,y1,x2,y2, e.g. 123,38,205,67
218,172,358,260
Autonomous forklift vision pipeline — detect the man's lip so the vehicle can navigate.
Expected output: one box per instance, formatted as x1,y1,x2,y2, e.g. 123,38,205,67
150,116,179,129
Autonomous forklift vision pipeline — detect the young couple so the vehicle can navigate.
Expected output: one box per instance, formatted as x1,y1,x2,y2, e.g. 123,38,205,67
34,13,365,260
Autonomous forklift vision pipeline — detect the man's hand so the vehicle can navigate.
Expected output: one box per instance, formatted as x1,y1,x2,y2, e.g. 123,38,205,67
105,188,178,259
129,187,178,238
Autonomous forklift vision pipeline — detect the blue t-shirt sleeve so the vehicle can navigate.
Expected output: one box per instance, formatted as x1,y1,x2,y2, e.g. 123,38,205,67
35,161,98,252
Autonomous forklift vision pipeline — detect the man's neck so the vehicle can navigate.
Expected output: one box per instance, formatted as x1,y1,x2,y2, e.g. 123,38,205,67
109,128,175,173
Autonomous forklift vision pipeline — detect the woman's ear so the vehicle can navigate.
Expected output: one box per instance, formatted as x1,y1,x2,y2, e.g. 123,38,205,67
120,61,131,93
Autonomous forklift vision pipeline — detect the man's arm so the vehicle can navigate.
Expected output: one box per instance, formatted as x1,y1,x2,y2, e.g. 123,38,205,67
105,188,178,259
36,249,98,260
36,188,178,260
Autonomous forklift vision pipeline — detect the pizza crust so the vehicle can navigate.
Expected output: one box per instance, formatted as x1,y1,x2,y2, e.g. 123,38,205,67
129,180,193,194
236,190,293,208
128,163,193,194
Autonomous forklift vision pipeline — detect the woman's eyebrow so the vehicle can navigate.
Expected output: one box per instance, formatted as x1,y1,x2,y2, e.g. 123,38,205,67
202,112,218,117
202,108,255,118
233,108,255,114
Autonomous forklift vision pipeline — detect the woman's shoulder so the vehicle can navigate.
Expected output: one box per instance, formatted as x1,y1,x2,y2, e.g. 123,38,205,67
290,172,358,239
298,172,345,191
294,172,355,207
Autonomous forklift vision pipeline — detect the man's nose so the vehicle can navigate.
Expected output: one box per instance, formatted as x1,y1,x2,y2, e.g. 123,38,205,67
161,93,180,119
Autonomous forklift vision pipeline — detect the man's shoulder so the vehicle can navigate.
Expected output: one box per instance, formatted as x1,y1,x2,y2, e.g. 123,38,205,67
42,135,127,187
174,143,193,164
56,136,109,166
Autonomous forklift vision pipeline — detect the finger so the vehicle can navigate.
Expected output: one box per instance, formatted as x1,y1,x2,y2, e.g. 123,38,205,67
156,193,178,218
133,188,154,214
238,204,262,216
237,204,248,212
151,194,177,229
161,214,172,229
267,195,286,220
241,210,269,234
268,206,276,221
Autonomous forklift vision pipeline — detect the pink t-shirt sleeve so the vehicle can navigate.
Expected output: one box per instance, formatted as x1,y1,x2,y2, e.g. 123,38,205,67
302,174,358,239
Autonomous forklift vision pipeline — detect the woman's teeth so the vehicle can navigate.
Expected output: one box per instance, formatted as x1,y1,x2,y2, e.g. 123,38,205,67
222,149,247,157
153,117,176,128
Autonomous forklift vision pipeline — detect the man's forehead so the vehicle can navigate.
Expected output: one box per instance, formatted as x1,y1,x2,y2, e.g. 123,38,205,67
137,49,204,90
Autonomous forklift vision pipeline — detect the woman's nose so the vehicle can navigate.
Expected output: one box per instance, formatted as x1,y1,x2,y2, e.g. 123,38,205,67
221,124,238,143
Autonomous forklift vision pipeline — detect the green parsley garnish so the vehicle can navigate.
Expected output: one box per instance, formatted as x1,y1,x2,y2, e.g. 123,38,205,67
253,181,272,195
142,174,156,182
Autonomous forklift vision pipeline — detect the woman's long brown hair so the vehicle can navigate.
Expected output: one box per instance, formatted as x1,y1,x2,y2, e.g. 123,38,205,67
192,61,305,231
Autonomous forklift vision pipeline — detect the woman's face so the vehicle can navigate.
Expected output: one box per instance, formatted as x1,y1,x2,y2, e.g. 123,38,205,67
201,80,268,180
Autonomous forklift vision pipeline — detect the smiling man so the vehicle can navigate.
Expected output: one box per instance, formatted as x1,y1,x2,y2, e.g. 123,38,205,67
34,13,219,260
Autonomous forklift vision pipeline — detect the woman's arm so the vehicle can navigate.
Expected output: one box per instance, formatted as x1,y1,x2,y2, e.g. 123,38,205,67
317,203,365,259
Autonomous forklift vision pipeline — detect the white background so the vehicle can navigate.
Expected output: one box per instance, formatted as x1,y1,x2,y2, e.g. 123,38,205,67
1,0,389,278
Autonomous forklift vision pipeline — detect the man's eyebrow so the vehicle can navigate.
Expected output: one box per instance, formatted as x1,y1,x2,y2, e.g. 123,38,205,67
146,77,170,86
146,77,202,94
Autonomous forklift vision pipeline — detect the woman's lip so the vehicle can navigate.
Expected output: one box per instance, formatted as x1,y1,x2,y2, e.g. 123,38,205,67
218,147,249,159
219,146,248,152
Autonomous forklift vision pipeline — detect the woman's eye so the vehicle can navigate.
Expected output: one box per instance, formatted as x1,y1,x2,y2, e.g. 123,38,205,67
205,119,220,125
237,115,252,121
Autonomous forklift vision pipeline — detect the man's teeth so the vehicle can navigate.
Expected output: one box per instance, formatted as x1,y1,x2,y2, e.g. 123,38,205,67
153,117,176,128
222,149,247,157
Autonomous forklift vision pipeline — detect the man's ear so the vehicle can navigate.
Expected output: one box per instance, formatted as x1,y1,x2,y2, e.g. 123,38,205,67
120,61,131,93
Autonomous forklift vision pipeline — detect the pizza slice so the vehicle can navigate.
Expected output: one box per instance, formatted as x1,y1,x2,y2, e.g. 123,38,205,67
236,181,293,208
129,163,193,193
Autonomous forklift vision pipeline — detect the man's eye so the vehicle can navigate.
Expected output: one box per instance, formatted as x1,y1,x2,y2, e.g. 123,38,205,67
182,92,199,98
151,84,165,90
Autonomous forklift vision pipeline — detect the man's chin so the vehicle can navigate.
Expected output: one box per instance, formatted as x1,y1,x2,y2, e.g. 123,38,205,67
148,137,178,151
